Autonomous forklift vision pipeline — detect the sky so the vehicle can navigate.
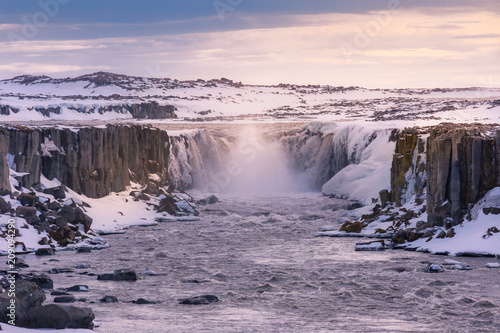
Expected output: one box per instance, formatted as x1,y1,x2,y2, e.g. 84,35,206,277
0,0,499,88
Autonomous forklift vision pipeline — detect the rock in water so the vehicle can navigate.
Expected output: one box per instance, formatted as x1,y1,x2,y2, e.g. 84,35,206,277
100,296,118,303
23,274,54,289
451,263,472,270
97,268,138,281
134,298,155,304
35,247,55,256
179,295,219,305
25,304,94,329
76,246,92,253
6,258,29,268
54,296,76,303
424,264,444,273
65,285,89,292
112,268,138,281
485,262,500,268
354,240,386,251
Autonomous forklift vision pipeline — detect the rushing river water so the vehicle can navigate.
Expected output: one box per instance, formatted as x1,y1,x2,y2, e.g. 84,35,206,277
17,191,500,333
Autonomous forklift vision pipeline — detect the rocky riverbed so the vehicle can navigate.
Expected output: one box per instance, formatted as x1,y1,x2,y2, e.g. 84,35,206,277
6,191,500,332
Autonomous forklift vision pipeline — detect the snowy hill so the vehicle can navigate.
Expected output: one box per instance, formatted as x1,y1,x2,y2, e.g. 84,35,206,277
1,72,499,124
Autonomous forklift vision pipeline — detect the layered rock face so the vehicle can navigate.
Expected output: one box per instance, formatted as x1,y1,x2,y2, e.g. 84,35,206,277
0,102,177,119
390,129,427,207
389,123,499,227
1,125,170,198
426,123,499,226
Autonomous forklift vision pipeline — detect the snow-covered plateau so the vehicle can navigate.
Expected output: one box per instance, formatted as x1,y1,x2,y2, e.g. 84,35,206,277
0,72,499,332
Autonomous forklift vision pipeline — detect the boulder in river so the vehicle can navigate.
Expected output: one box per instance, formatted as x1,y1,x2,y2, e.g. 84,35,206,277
25,304,94,329
424,264,444,273
97,268,138,281
179,295,219,305
35,247,55,256
54,295,76,303
354,240,386,251
100,295,118,303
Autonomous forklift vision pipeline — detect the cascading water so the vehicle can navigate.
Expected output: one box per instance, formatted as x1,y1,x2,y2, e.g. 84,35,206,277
166,126,311,194
164,122,386,199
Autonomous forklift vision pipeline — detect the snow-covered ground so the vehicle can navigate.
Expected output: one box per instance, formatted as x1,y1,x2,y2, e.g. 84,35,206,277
1,72,499,125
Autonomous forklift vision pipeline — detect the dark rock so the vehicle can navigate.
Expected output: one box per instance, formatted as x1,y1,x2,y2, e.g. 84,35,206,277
422,229,436,238
54,295,76,303
35,247,55,256
379,189,391,208
0,280,46,322
446,228,456,238
179,295,219,305
65,285,89,292
48,268,74,274
143,181,160,195
100,296,118,303
0,196,11,213
354,240,386,251
436,230,446,239
97,268,138,281
23,274,53,289
97,273,114,281
392,229,408,244
136,193,150,201
158,196,177,214
43,185,66,199
112,268,138,281
7,258,29,268
339,221,364,233
347,202,363,210
25,304,94,329
47,201,62,210
491,207,500,215
134,298,155,304
51,290,70,296
426,125,498,226
75,263,91,269
16,206,39,225
19,193,36,206
76,246,92,253
196,195,219,205
424,264,444,273
74,208,93,232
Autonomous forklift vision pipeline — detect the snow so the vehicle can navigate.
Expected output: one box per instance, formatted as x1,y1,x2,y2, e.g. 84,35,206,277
63,184,172,235
406,187,500,256
0,214,49,255
1,73,500,124
322,129,395,204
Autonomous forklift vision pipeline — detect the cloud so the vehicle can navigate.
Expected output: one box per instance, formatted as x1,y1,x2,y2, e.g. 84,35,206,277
0,63,111,74
0,6,498,88
454,33,500,39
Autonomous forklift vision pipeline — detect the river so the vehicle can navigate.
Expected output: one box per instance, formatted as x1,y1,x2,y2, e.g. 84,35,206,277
18,190,500,332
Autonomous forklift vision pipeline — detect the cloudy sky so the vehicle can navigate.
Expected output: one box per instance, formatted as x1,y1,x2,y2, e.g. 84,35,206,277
0,0,499,87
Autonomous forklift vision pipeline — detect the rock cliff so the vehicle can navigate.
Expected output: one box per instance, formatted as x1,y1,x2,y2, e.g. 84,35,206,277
0,125,171,198
425,123,499,226
0,102,177,120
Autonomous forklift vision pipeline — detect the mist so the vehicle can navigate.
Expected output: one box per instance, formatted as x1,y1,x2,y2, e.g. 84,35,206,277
200,126,311,195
